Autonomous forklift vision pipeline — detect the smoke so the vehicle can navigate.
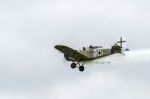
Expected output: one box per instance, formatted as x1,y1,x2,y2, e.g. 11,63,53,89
116,49,150,64
92,49,150,65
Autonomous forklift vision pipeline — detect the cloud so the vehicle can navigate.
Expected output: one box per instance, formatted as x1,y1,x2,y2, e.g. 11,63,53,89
1,65,150,99
0,0,150,99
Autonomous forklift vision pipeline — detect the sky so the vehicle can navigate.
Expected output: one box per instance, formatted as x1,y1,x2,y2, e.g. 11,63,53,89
0,0,150,99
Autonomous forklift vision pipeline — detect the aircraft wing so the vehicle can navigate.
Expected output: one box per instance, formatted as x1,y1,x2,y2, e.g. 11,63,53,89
55,45,90,61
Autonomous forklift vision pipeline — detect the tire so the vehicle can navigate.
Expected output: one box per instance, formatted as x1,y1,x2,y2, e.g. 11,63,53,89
79,66,84,72
71,63,76,69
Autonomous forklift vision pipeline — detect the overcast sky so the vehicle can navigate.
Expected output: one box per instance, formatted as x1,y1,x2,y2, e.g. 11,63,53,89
0,0,150,99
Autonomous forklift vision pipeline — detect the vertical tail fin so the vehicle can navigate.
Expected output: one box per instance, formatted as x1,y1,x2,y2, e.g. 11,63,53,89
117,37,126,48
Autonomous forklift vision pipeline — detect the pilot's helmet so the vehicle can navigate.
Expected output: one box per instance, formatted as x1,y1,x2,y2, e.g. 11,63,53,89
89,45,93,48
83,47,86,50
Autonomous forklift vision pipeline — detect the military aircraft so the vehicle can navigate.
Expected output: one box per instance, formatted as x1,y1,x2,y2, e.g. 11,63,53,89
54,37,129,72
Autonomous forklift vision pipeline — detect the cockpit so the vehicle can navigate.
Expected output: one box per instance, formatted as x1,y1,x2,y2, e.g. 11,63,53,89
82,47,86,51
113,43,120,47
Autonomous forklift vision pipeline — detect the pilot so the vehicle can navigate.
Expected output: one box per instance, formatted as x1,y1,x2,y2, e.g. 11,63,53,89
89,45,93,48
83,47,86,50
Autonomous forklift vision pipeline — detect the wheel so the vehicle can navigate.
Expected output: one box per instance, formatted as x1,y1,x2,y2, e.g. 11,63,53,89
71,63,76,69
79,66,84,72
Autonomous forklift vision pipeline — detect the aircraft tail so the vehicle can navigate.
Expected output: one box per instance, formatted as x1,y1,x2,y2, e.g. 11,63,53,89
111,37,129,55
117,37,126,48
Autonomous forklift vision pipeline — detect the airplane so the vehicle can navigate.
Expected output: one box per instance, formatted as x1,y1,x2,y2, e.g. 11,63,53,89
54,37,129,72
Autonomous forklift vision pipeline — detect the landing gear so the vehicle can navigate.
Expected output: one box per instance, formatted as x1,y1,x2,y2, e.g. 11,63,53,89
71,63,76,69
70,60,85,72
79,66,84,72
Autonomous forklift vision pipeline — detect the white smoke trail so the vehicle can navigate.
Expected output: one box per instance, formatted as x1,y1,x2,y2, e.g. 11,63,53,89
90,49,150,65
122,49,150,63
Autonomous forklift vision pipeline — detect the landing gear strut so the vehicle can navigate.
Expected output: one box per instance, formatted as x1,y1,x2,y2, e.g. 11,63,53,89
70,60,85,72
